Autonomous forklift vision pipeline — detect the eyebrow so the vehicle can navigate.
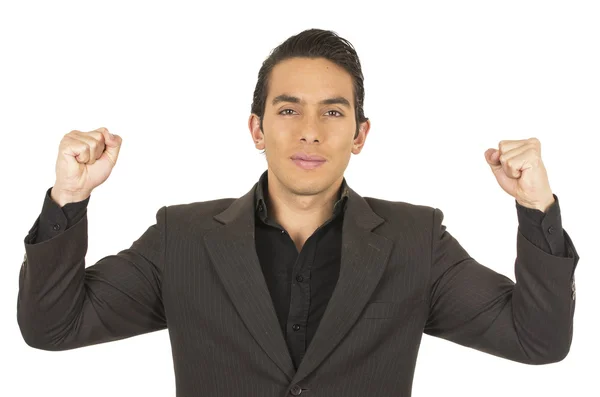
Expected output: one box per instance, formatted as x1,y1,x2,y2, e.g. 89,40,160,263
272,94,351,108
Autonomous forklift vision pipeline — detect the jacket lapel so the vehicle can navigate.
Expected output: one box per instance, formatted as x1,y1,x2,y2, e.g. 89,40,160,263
291,187,394,384
203,184,296,382
203,181,394,384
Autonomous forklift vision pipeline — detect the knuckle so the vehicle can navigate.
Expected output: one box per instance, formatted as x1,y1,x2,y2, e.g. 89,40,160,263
527,146,539,158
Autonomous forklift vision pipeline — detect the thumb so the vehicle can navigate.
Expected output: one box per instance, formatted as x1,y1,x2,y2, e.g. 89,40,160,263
484,148,501,167
99,128,122,167
484,148,506,181
484,147,516,195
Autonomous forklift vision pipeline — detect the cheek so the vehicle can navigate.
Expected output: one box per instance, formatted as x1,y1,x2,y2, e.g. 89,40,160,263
263,118,295,142
329,126,357,146
265,112,291,128
329,119,358,142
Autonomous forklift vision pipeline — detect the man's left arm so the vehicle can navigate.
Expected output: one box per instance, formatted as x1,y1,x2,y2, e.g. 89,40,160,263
516,194,567,257
423,138,579,364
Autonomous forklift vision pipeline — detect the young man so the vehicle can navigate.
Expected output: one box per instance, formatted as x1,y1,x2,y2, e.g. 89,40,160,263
18,29,579,397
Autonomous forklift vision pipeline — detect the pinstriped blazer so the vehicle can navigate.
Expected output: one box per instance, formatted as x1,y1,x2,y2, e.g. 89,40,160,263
18,181,579,396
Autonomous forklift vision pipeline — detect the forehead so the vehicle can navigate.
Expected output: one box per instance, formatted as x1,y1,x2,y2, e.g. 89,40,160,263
267,57,354,103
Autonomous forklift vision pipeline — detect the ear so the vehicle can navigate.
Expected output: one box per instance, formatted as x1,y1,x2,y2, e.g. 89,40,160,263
352,119,371,155
248,114,265,150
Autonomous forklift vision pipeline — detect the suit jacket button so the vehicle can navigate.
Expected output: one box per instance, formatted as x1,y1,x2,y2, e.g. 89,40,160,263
290,384,302,395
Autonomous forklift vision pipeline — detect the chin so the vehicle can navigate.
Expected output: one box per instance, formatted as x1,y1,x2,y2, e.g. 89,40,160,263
285,175,331,196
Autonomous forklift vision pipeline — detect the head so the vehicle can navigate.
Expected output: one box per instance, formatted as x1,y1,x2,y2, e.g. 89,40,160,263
248,28,370,197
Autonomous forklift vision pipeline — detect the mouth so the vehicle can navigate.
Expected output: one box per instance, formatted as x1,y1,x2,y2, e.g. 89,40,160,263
291,154,326,170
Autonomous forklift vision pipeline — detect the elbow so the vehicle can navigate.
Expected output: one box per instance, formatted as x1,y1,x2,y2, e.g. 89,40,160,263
18,324,66,351
18,316,51,351
545,343,572,364
526,341,572,365
516,311,574,365
20,333,53,351
17,309,62,351
18,326,50,350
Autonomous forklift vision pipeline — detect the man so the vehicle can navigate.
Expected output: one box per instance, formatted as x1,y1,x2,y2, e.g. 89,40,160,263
18,28,579,397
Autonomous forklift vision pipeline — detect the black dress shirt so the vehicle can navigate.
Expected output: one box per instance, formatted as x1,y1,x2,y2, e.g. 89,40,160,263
254,171,349,369
26,170,567,369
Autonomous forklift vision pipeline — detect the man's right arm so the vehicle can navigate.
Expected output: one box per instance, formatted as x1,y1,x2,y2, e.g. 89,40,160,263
18,188,167,350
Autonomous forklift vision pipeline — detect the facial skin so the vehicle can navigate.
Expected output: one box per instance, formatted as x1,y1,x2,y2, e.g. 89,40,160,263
248,57,370,213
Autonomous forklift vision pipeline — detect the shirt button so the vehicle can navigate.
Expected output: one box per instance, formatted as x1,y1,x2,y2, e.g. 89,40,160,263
281,230,286,234
52,224,61,231
547,225,554,234
290,384,302,395
296,275,304,283
292,324,301,331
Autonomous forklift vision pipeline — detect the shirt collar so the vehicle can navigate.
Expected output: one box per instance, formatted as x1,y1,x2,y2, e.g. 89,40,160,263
254,170,349,221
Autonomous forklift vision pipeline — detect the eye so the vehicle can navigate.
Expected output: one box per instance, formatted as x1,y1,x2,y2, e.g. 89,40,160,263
326,110,343,117
279,109,297,115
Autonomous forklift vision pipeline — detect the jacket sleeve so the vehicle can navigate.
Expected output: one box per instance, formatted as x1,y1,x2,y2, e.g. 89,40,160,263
423,196,579,364
514,194,566,257
17,192,168,351
27,186,90,245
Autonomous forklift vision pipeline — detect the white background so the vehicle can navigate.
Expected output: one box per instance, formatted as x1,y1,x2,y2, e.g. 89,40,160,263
1,1,598,396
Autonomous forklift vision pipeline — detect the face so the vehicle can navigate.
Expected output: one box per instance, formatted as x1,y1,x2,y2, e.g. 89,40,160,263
248,57,370,197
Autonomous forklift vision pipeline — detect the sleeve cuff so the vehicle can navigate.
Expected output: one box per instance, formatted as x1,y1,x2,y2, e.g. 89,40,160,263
516,194,566,256
25,186,90,244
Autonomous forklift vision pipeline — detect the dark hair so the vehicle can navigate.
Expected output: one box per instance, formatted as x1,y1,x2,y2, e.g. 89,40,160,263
251,28,368,139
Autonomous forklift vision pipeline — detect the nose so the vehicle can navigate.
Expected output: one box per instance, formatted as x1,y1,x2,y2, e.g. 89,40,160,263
300,115,321,143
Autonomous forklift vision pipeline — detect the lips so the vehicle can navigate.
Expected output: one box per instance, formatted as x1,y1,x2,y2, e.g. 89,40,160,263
291,153,326,162
291,153,326,170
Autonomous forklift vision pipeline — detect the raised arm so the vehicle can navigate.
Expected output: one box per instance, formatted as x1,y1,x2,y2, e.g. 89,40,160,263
423,201,578,364
423,138,579,364
18,192,167,350
17,127,167,350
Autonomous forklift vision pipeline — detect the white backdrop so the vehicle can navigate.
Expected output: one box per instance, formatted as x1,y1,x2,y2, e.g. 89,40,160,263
1,1,597,396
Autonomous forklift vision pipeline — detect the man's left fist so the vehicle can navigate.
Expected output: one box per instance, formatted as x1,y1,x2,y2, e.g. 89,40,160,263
484,137,555,212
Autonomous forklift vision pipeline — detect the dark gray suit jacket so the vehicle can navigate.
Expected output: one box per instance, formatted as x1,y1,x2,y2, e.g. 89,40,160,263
18,182,579,396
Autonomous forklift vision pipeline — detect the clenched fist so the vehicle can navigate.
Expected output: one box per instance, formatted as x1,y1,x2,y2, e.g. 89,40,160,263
51,127,122,206
484,137,555,213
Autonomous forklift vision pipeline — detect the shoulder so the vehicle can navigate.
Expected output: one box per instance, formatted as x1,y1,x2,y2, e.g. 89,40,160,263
362,196,441,233
159,198,237,232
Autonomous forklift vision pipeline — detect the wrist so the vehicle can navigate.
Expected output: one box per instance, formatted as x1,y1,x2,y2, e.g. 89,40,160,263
517,195,555,213
51,186,91,207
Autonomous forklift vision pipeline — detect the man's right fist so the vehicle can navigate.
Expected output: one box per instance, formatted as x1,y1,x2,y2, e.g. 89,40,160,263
51,127,122,206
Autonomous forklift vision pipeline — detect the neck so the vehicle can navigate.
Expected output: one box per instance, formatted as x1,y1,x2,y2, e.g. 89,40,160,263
266,169,343,235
